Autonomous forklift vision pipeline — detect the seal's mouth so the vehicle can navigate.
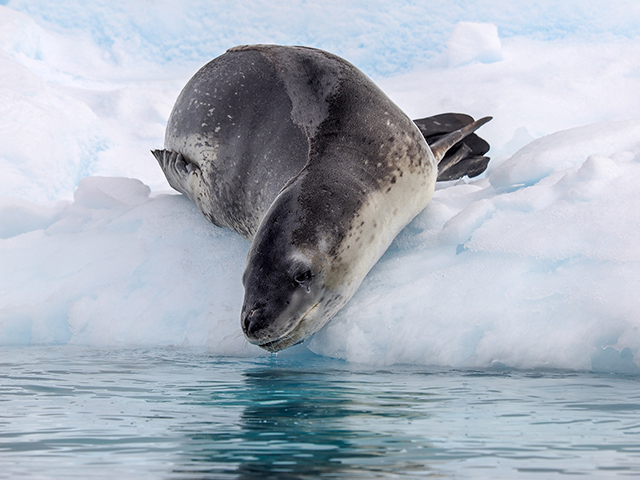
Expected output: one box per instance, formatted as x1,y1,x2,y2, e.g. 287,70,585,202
257,302,320,352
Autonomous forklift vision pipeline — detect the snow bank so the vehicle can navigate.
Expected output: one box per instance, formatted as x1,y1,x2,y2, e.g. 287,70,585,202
2,122,640,373
1,1,640,373
0,177,252,351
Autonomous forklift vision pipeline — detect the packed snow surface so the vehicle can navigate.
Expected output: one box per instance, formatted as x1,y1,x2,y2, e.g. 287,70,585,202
1,1,640,373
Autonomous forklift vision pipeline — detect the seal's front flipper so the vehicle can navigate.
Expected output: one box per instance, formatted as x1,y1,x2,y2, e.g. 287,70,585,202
413,113,492,181
151,149,201,202
152,149,221,228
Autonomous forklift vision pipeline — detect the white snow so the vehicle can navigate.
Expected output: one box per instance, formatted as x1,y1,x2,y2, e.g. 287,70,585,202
446,22,502,67
1,1,640,373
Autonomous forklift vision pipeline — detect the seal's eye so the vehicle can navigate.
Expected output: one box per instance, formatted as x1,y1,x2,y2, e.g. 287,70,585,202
293,270,313,291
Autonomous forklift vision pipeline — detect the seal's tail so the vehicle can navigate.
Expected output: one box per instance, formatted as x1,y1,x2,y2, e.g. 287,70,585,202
413,113,492,181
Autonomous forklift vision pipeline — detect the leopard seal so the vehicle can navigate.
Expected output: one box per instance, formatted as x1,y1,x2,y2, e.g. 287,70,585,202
153,44,491,352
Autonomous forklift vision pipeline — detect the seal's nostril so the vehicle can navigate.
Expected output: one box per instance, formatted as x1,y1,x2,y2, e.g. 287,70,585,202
242,314,251,334
242,306,263,335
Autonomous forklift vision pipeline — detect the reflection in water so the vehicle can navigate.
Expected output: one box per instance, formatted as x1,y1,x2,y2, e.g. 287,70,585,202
2,348,639,479
175,357,442,479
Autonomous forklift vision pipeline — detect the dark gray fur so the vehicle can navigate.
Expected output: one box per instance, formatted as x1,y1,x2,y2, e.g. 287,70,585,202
153,45,432,240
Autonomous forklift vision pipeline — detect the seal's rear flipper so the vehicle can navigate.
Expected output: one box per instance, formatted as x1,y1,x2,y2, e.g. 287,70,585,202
414,113,473,138
436,148,490,181
151,149,200,203
413,113,492,181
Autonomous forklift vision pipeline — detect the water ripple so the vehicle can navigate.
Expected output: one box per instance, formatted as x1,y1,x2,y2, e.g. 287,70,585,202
0,346,639,479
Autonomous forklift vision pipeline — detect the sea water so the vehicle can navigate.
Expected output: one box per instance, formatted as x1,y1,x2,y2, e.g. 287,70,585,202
1,347,639,479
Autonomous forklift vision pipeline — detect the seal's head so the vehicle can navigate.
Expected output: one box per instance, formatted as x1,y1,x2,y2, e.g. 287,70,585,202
241,181,339,352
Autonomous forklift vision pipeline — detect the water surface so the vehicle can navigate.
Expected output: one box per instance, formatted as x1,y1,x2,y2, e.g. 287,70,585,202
1,347,639,479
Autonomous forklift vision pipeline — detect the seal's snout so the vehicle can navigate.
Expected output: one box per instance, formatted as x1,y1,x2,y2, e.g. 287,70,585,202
241,305,264,337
